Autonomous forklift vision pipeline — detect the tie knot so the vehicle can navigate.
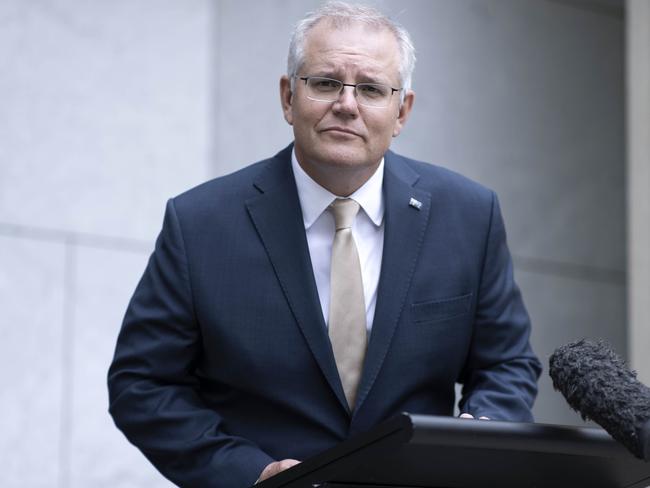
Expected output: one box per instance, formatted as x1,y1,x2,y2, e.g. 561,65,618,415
330,198,360,230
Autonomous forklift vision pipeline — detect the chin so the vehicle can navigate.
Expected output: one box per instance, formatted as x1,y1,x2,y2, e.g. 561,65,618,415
317,144,374,169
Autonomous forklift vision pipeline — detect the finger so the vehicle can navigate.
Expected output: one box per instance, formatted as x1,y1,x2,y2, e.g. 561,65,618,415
259,459,301,482
279,459,301,470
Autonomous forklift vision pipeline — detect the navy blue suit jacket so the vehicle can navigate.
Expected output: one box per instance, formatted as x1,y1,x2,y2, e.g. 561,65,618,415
108,144,541,488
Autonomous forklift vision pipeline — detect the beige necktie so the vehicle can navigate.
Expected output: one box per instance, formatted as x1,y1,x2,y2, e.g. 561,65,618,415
328,198,367,410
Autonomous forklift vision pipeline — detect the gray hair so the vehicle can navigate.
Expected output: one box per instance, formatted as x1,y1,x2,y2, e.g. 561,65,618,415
287,1,416,104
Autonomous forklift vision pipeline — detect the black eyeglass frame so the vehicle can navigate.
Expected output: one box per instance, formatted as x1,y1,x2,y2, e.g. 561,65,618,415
297,76,402,105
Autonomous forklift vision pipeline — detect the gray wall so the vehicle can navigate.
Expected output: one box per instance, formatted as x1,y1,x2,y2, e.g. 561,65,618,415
0,0,625,486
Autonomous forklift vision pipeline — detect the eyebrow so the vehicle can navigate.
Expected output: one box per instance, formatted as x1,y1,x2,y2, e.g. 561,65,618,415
308,70,390,85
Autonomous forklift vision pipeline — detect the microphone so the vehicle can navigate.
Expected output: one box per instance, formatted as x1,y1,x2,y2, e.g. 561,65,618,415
549,339,650,461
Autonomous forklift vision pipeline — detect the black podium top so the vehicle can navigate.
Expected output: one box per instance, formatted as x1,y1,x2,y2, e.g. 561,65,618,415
256,413,650,488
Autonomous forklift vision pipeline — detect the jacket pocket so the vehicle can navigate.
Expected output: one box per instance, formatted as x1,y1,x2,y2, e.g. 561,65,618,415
411,293,473,324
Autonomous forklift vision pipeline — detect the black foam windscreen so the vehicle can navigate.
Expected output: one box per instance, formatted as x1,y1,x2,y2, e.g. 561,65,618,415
549,339,650,461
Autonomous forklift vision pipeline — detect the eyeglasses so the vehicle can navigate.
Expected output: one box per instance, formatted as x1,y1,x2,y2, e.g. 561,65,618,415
297,76,401,108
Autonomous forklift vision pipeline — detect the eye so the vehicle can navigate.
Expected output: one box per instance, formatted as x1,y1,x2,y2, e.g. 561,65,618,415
309,78,341,92
357,83,389,98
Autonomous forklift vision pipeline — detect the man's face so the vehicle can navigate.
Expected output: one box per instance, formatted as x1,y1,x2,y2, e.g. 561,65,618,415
280,20,414,191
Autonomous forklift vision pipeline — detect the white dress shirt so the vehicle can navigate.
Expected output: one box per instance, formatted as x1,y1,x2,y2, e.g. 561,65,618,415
291,150,385,333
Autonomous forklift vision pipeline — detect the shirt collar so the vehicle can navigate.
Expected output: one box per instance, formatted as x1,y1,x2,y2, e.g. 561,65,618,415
291,148,385,229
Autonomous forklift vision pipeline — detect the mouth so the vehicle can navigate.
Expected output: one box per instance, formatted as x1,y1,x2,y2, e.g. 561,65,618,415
321,127,363,138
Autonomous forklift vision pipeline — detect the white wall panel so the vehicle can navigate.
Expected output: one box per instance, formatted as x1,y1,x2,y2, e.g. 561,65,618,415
0,0,213,242
0,236,66,487
69,246,173,487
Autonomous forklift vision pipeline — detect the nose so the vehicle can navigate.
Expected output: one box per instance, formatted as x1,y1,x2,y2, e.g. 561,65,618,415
332,85,359,117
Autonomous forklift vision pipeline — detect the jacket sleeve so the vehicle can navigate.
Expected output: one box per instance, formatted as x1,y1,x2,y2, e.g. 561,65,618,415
458,192,543,421
107,198,274,488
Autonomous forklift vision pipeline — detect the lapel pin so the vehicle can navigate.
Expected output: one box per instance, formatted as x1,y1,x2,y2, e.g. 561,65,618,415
409,197,422,210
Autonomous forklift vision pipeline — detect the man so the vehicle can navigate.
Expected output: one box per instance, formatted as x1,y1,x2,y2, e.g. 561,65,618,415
108,2,542,487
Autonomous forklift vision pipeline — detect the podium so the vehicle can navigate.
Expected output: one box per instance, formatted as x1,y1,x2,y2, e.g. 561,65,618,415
256,413,650,488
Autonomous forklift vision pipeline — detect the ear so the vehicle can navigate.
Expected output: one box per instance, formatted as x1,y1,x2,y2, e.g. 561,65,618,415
392,90,414,137
280,75,294,125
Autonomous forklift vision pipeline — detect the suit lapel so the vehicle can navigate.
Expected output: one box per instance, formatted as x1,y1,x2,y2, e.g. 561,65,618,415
353,151,431,415
245,147,349,413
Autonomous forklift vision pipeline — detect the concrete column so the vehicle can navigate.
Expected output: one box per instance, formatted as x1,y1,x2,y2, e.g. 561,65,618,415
627,0,650,383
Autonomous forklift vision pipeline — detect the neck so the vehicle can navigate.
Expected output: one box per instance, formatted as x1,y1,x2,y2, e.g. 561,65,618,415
295,156,381,197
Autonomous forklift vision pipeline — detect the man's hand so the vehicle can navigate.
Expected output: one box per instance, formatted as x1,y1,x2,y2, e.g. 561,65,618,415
257,459,301,483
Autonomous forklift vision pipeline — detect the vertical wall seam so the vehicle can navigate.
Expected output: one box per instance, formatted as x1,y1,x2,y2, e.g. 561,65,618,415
211,0,222,177
57,237,76,488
